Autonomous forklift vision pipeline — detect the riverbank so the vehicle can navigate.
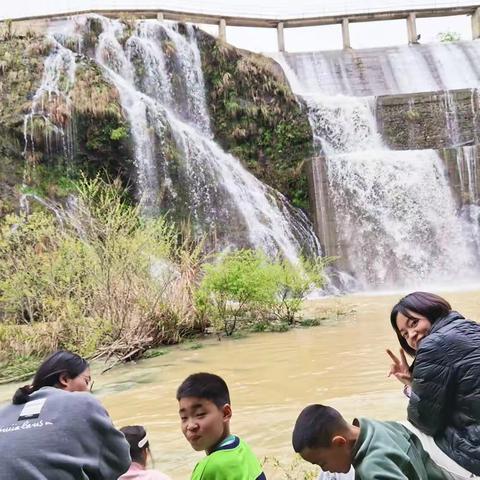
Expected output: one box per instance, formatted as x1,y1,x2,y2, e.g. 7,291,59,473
1,291,478,479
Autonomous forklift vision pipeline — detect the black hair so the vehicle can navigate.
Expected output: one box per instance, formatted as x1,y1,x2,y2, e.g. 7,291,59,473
390,291,452,356
12,350,89,405
120,425,150,465
176,372,230,407
292,404,349,453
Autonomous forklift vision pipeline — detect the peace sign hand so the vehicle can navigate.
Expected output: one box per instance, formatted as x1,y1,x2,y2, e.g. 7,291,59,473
386,348,412,387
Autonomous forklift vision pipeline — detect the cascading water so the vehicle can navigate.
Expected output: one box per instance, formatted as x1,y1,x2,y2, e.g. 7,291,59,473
24,39,76,162
282,41,480,97
52,16,320,264
444,90,461,146
21,37,77,213
457,146,480,255
273,52,480,289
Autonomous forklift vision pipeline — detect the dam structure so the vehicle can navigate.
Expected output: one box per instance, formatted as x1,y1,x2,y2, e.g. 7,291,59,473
4,2,480,291
273,40,480,290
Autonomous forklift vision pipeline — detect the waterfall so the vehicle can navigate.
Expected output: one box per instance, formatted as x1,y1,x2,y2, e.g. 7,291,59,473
457,146,480,255
23,38,76,161
21,37,77,213
457,146,479,205
51,16,320,264
444,90,461,146
281,42,480,97
273,52,480,289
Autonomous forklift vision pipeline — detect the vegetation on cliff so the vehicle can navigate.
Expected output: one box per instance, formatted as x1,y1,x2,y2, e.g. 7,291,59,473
197,32,314,211
0,32,50,214
0,25,323,379
0,30,134,214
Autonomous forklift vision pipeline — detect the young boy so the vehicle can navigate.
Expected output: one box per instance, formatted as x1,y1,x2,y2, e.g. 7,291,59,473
292,404,454,480
177,372,266,480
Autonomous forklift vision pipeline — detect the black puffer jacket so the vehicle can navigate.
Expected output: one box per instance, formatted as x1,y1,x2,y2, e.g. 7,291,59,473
408,311,480,475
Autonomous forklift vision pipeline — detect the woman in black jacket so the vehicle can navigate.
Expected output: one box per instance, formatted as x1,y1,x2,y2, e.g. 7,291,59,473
388,292,480,477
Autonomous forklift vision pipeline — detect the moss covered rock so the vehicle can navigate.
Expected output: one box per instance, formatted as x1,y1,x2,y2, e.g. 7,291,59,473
197,31,314,212
0,31,134,213
0,33,50,214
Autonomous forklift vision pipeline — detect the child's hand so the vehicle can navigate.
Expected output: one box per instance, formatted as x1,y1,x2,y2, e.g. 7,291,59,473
386,348,412,386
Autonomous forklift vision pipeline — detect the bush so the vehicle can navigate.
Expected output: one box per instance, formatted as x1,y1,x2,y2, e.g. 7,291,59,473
196,250,277,335
195,250,325,335
0,177,205,369
269,257,326,325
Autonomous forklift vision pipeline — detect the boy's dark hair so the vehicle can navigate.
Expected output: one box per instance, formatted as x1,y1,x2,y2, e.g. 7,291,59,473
292,404,349,453
120,425,150,464
176,372,230,407
390,291,452,356
13,350,89,405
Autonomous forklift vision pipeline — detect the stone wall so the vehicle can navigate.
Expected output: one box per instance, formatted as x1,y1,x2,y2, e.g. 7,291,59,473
438,145,480,207
377,88,480,150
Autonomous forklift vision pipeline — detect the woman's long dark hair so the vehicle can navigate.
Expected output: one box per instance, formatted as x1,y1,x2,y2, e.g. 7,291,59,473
12,350,89,404
120,425,151,466
390,291,452,356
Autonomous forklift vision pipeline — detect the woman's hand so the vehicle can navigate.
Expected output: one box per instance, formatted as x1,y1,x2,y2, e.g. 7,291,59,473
386,348,412,386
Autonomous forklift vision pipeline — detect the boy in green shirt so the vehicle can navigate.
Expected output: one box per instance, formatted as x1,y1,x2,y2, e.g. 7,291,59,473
292,404,454,480
177,372,265,480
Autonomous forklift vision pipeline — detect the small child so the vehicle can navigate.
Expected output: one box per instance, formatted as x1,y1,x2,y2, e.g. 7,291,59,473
292,404,454,480
177,372,266,480
119,425,171,480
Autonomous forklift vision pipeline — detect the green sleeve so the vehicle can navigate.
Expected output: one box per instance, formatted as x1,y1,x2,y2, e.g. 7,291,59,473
356,452,410,480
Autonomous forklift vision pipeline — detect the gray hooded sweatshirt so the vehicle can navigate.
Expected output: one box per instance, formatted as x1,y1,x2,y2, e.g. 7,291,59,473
0,386,131,479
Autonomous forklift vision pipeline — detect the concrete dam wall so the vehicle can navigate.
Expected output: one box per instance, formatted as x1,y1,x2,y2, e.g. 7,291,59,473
275,41,480,290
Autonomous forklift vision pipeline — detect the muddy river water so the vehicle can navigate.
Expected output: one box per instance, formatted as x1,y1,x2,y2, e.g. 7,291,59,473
1,290,479,478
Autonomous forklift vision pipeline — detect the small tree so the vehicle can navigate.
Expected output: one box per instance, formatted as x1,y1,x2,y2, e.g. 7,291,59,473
437,31,461,43
270,257,326,325
196,251,327,335
196,250,277,335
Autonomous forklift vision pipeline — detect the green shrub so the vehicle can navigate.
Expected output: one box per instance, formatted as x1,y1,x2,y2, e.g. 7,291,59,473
196,250,277,335
196,250,325,335
437,31,461,42
0,177,205,369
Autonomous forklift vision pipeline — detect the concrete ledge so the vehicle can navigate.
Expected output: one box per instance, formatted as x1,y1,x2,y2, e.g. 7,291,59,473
3,5,480,28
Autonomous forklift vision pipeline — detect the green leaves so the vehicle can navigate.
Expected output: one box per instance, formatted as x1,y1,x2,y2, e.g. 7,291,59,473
0,177,206,368
195,250,326,335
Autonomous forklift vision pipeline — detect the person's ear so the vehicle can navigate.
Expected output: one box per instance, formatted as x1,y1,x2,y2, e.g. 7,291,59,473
222,404,232,422
332,435,347,447
142,448,149,465
58,372,70,389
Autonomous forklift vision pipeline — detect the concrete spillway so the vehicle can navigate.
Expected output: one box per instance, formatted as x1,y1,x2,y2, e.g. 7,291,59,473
274,41,480,290
282,41,480,97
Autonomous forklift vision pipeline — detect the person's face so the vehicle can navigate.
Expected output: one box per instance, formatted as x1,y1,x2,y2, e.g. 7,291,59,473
396,310,432,351
300,439,352,474
60,367,93,393
179,396,231,453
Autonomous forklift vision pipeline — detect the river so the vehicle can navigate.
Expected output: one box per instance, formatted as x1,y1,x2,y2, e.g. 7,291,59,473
1,290,479,478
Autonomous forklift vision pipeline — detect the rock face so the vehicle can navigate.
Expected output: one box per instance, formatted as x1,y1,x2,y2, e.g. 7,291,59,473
0,35,48,215
0,19,319,263
0,25,314,220
197,31,313,212
0,31,134,214
377,89,480,150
